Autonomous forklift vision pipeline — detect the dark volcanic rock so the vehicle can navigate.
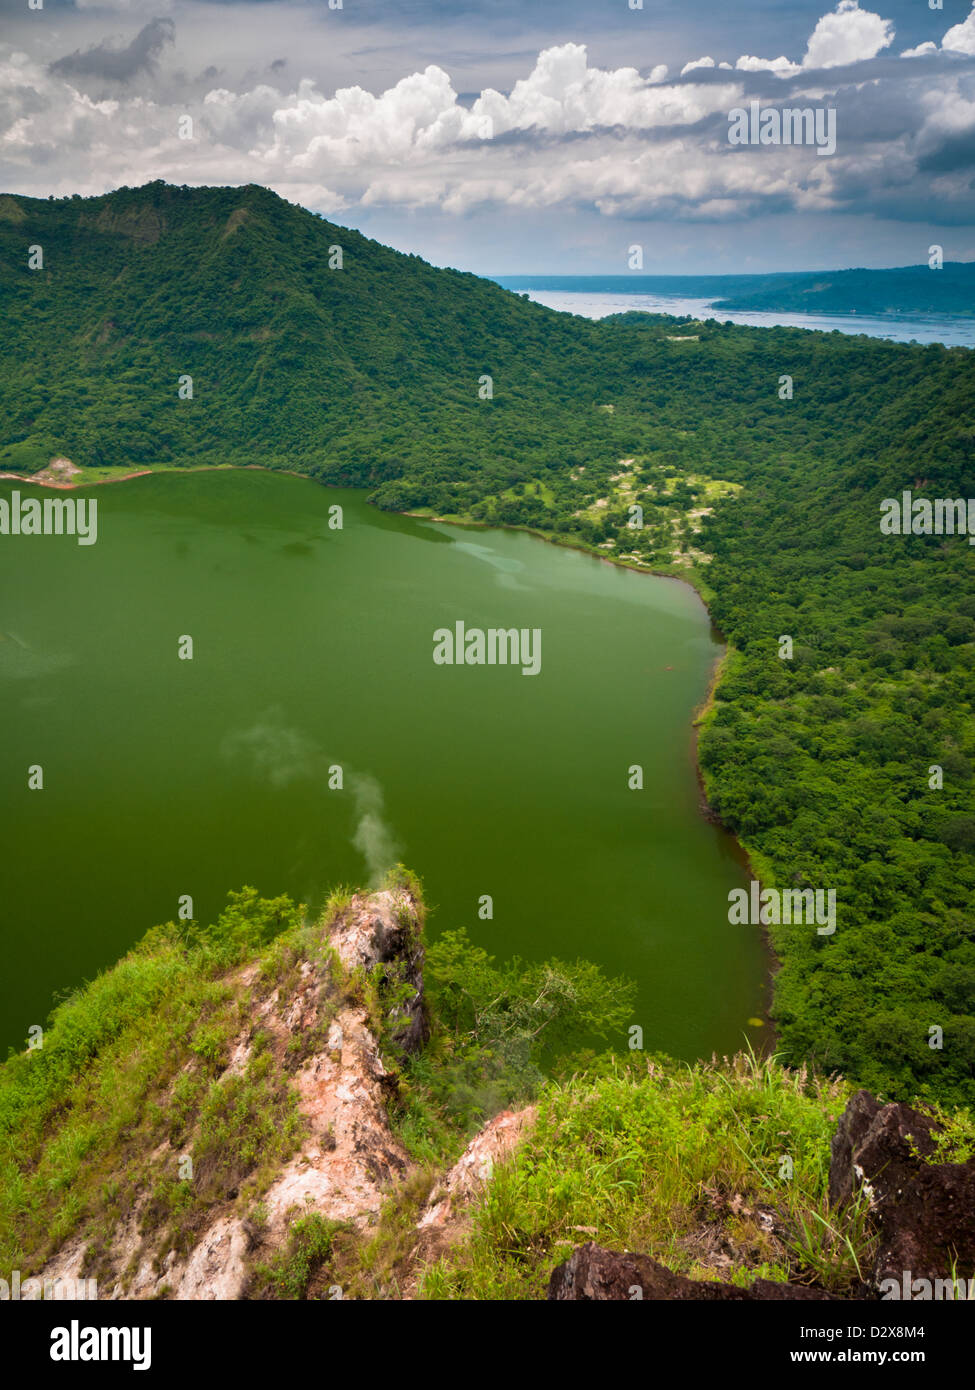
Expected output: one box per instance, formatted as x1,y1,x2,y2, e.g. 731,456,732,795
829,1090,975,1292
327,890,428,1055
829,1089,938,1209
875,1163,975,1291
547,1244,837,1301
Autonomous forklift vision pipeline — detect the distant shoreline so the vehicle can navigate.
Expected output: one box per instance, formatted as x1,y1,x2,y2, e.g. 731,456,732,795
493,284,975,349
0,461,309,491
0,468,153,490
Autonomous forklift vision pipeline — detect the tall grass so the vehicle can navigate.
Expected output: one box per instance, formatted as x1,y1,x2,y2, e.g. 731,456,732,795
419,1050,867,1300
0,888,309,1275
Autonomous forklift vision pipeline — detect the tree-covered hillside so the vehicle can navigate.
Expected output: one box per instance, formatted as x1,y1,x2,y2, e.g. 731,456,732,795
711,262,975,318
1,181,973,1106
0,180,616,486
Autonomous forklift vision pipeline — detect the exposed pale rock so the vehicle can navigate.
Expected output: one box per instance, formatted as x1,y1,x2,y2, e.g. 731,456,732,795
36,887,423,1301
418,1106,537,1234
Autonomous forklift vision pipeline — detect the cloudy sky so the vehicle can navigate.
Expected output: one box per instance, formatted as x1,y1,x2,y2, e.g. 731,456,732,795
2,0,975,272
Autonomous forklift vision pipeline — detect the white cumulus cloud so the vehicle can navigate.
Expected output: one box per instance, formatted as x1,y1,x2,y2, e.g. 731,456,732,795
1,29,972,231
735,54,802,77
689,3,894,80
241,42,740,182
942,4,975,56
802,0,895,70
680,56,716,76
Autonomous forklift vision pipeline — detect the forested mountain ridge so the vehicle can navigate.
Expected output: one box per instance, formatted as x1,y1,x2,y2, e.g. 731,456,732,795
710,261,975,318
1,180,974,1106
0,180,609,483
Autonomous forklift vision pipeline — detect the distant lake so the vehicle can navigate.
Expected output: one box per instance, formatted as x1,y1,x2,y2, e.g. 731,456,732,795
494,279,975,348
0,471,768,1060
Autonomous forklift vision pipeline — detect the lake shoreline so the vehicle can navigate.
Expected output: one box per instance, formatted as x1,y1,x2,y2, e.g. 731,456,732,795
691,643,779,1049
501,287,975,349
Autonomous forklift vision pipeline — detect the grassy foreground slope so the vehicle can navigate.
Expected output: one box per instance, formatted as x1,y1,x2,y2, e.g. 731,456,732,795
0,886,315,1280
7,881,972,1300
1,182,974,1106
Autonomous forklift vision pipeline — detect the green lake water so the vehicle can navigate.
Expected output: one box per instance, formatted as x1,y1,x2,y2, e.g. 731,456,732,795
0,469,768,1058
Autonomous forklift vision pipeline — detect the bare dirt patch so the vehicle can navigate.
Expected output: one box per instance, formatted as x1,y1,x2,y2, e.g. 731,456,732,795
21,457,82,488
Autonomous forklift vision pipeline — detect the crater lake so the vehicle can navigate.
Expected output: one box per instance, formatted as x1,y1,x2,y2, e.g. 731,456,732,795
0,469,768,1059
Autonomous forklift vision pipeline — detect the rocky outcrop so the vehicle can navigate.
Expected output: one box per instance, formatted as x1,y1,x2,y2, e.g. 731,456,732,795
327,887,427,1056
419,1107,537,1229
407,1106,537,1285
548,1244,838,1301
37,887,425,1301
829,1088,975,1294
828,1089,938,1209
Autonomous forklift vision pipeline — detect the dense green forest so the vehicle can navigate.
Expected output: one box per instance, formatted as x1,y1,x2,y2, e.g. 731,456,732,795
1,181,973,1106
